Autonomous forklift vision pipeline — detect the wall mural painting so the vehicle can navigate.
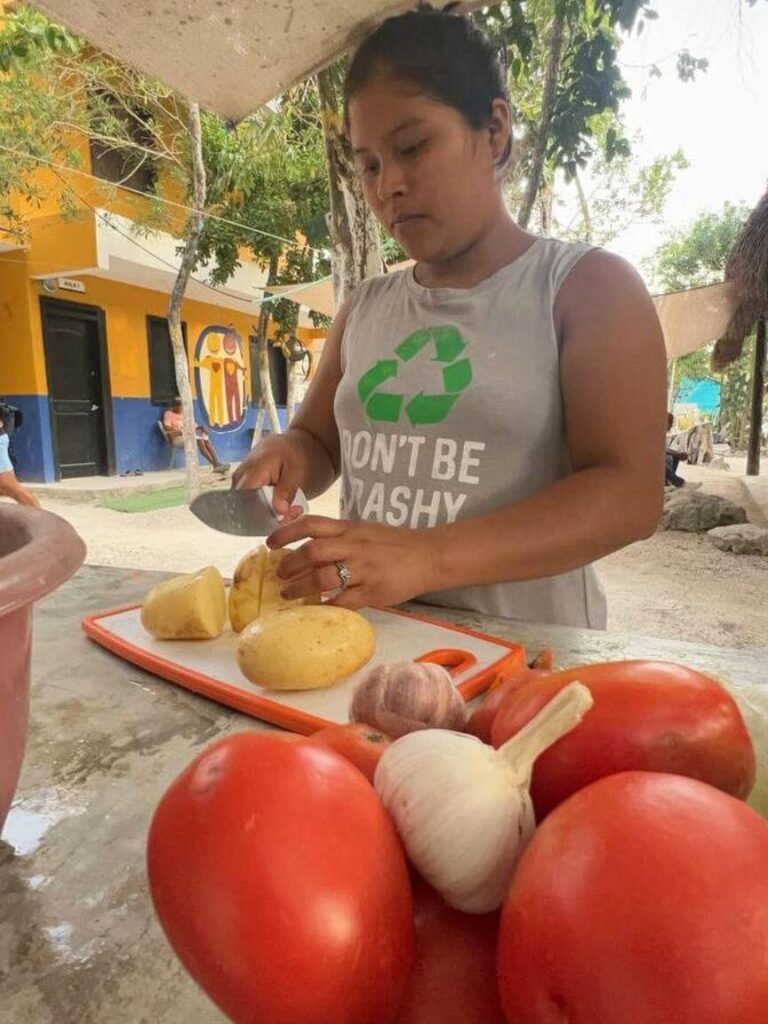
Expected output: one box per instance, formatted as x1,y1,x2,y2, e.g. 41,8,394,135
193,325,248,431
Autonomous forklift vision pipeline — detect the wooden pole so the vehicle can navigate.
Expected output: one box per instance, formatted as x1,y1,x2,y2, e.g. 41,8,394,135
746,316,766,477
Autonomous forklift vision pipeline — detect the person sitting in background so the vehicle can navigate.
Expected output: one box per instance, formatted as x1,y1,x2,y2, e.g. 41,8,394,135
665,412,687,488
163,399,230,475
0,412,40,508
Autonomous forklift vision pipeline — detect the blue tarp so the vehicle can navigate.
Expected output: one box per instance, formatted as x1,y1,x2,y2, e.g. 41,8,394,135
675,376,721,416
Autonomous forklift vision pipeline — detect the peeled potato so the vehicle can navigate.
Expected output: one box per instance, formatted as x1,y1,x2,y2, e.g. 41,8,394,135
141,566,227,640
260,548,320,616
237,605,376,690
228,546,319,632
228,547,267,632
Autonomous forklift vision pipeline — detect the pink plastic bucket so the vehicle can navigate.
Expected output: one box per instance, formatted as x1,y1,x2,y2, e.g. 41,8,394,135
0,506,85,833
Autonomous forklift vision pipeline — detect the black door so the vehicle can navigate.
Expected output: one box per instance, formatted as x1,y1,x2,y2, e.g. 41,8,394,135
41,299,114,479
250,338,288,406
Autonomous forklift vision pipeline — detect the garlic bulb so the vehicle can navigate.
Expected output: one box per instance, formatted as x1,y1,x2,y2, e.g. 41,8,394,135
374,681,593,913
350,660,467,739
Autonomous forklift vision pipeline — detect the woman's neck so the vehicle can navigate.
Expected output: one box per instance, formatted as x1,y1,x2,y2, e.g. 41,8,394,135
414,206,537,290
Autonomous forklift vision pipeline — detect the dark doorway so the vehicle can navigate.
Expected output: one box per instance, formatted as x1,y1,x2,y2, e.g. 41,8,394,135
249,338,288,406
41,298,115,479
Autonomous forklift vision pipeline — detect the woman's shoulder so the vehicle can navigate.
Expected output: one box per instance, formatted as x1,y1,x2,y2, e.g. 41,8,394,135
350,266,410,307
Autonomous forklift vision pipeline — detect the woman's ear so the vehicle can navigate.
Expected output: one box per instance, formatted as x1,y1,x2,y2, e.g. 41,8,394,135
488,97,512,168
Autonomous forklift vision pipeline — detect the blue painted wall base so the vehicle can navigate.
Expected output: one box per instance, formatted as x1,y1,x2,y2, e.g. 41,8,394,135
1,394,289,482
1,395,56,482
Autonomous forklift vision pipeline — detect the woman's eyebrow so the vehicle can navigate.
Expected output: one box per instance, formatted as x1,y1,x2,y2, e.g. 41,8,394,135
353,116,427,155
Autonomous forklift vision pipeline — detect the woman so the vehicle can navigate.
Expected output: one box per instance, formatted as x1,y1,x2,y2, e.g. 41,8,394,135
0,413,40,508
234,7,666,629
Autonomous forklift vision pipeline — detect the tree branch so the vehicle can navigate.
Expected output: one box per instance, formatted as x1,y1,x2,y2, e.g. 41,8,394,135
167,101,206,502
517,2,567,229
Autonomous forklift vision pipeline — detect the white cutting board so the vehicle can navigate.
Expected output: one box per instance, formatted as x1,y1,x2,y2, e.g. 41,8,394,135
83,604,524,733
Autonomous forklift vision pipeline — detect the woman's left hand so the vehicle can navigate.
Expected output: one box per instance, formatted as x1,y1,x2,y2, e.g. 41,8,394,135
268,516,440,610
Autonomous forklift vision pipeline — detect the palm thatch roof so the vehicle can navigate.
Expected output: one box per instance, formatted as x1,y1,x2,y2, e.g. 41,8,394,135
712,184,768,371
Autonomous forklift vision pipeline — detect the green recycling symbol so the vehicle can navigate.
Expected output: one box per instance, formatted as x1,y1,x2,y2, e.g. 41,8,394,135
357,325,472,426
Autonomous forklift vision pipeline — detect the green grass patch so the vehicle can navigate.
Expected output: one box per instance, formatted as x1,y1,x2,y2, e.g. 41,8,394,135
99,486,187,513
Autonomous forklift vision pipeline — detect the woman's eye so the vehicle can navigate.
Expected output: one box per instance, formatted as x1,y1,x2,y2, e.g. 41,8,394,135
399,140,426,158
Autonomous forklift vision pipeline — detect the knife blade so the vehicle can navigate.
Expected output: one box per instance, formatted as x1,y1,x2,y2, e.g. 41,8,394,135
189,486,308,537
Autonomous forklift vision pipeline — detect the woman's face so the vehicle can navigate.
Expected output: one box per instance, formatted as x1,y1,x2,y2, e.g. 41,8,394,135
347,75,509,264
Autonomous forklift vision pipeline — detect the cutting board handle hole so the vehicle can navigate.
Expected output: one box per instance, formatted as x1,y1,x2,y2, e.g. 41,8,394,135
417,648,477,677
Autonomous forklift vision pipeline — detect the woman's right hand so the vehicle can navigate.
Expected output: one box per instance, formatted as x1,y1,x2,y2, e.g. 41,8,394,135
232,435,305,519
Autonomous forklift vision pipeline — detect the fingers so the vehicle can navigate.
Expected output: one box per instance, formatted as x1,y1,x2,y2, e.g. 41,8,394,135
268,515,346,550
271,480,300,517
233,457,275,490
276,505,304,526
279,561,355,600
326,587,367,611
278,537,351,580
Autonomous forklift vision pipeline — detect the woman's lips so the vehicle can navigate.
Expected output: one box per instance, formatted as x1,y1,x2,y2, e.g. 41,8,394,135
392,213,426,232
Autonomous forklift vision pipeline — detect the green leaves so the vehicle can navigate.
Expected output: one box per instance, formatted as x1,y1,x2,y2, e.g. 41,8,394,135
651,203,752,293
0,8,77,73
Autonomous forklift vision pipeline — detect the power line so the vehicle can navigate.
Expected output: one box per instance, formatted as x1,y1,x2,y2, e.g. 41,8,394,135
0,165,334,310
0,140,331,256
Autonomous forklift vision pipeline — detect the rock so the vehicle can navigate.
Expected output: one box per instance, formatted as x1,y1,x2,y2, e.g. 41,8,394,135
708,457,731,471
661,490,748,533
708,524,768,556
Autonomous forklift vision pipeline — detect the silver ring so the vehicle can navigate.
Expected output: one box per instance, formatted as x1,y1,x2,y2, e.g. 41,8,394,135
335,560,352,591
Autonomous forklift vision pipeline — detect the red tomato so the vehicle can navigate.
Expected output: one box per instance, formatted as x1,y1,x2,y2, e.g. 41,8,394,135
305,722,391,783
491,661,756,818
147,733,413,1024
498,772,768,1024
398,877,506,1024
466,649,554,744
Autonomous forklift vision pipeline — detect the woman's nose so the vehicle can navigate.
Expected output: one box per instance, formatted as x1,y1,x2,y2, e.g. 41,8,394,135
376,160,407,202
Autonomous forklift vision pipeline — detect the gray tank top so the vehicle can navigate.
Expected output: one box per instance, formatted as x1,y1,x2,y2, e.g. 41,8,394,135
334,237,607,629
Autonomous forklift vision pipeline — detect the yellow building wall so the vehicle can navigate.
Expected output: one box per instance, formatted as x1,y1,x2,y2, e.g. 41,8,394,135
33,275,259,399
0,254,47,393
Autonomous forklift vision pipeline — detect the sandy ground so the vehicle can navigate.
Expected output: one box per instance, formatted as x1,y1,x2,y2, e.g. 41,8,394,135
7,459,768,653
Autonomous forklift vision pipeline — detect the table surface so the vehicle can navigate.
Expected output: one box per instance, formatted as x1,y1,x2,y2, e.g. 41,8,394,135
1,564,766,1023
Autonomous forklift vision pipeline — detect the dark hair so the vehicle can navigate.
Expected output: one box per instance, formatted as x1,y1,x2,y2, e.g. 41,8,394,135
345,4,512,170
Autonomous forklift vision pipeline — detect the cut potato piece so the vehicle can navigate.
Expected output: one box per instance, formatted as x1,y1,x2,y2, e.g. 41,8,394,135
260,549,320,616
237,605,376,690
229,546,319,632
228,547,267,632
141,566,227,640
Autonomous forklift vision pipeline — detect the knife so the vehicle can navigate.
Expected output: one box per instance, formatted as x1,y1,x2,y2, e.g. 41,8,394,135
189,486,308,536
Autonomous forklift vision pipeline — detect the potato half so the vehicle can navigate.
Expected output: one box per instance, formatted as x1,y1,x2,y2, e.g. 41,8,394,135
228,546,319,632
141,566,227,640
237,605,376,690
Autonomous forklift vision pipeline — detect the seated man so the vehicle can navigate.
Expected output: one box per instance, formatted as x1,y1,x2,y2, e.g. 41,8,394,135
163,399,230,475
665,412,687,488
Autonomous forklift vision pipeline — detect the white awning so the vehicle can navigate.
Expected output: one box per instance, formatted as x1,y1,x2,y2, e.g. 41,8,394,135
653,281,737,359
33,1,435,120
276,271,737,361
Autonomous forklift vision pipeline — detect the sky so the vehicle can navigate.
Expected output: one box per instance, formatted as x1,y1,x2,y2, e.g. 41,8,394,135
583,0,768,274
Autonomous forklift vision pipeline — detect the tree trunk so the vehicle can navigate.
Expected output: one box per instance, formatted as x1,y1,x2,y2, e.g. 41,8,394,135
286,359,299,422
255,302,282,440
667,357,677,410
573,168,593,243
517,3,566,230
168,101,205,504
317,67,382,306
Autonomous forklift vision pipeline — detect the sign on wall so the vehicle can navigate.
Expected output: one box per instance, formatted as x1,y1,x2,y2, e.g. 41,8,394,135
193,325,248,432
